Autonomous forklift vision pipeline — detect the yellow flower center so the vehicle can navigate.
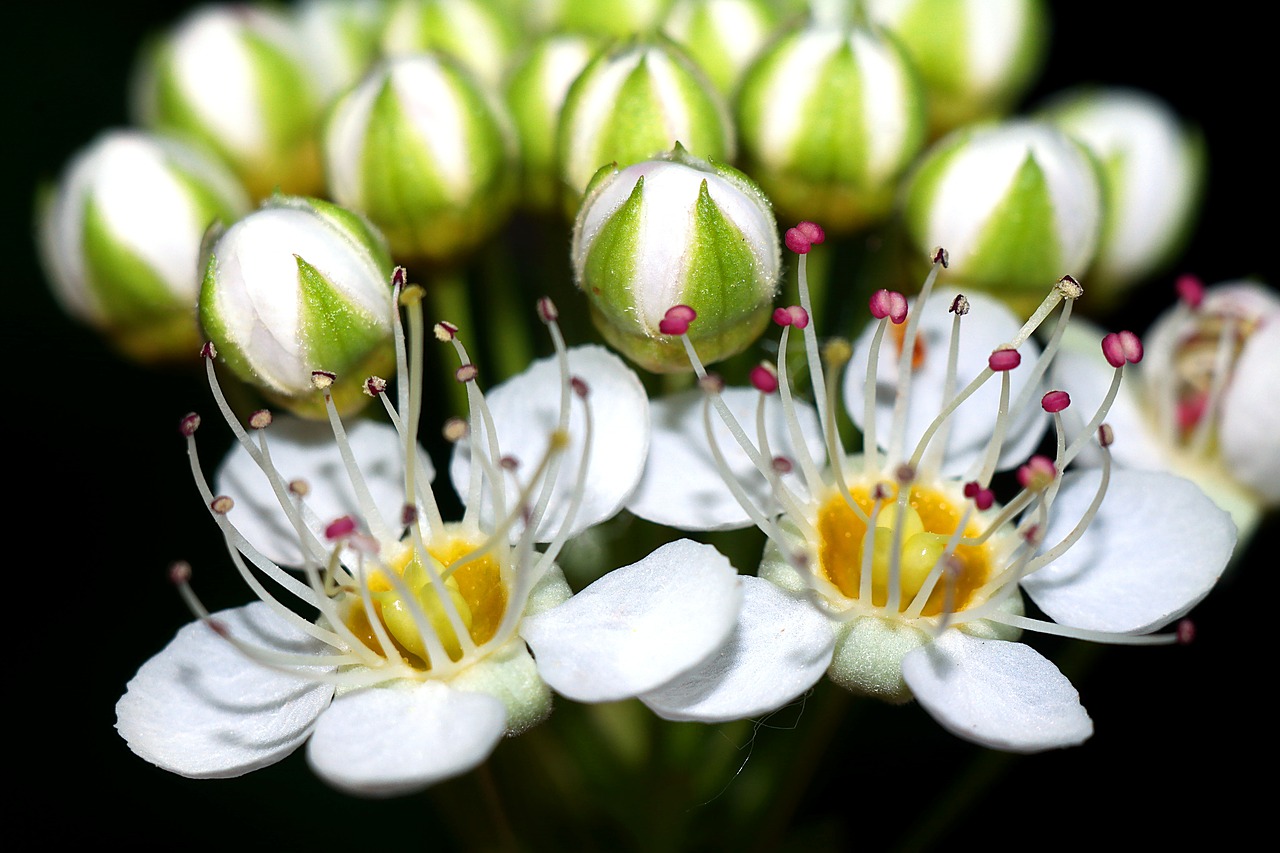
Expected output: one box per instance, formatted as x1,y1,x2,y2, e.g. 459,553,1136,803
342,536,508,670
816,485,992,617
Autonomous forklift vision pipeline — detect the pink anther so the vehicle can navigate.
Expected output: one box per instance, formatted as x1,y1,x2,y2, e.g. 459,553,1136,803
750,364,779,394
1041,390,1071,413
869,289,908,324
988,348,1021,372
1101,331,1143,367
659,305,697,336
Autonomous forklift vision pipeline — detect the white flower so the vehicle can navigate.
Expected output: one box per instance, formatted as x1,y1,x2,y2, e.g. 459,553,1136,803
1053,278,1279,543
635,225,1236,751
116,282,754,795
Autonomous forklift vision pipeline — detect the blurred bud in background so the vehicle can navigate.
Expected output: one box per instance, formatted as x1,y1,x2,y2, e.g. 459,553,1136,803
735,22,926,234
902,121,1103,309
37,129,251,364
572,145,780,372
295,0,388,102
662,0,779,98
1041,87,1205,305
557,36,734,208
131,5,324,200
323,54,517,265
865,0,1048,136
379,0,518,90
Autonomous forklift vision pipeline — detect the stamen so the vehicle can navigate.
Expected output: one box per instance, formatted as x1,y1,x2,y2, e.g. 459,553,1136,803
988,348,1021,371
179,412,201,436
1041,390,1071,413
750,363,779,394
1101,330,1144,368
1176,274,1205,309
659,304,697,336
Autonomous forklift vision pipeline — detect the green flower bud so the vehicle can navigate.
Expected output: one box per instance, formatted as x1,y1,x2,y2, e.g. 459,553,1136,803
131,5,323,200
36,130,250,364
1041,87,1205,300
295,0,388,100
505,33,600,211
902,121,1103,307
866,0,1048,135
572,146,780,373
558,36,734,206
662,0,779,97
380,0,518,89
323,55,516,264
538,0,674,38
199,196,395,418
736,24,926,233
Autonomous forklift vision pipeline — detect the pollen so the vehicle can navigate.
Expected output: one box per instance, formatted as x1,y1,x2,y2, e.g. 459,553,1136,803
815,485,991,618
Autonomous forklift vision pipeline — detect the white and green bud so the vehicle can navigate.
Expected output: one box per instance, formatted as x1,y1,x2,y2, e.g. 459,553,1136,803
662,0,779,97
558,36,734,206
865,0,1048,134
536,0,674,38
323,54,516,264
903,121,1103,306
505,33,601,211
735,24,926,233
572,146,780,373
380,0,518,90
131,5,323,200
295,0,388,100
1041,87,1205,299
199,196,395,418
37,130,251,364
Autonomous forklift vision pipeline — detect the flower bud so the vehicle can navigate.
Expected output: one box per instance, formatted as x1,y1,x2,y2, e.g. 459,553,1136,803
558,36,734,206
1041,87,1205,300
199,196,395,418
865,0,1048,134
572,146,780,372
295,0,387,100
902,121,1103,306
36,130,251,363
131,5,323,200
323,55,517,264
662,0,778,97
380,0,518,90
505,33,600,211
735,24,926,233
537,0,673,37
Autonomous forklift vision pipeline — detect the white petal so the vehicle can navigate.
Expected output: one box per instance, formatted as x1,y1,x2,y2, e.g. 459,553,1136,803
1221,316,1280,503
629,387,824,530
116,603,335,778
902,630,1092,752
306,681,506,797
844,292,1045,476
1051,320,1169,471
449,345,649,542
216,416,421,566
521,539,743,702
640,576,834,722
1022,469,1235,632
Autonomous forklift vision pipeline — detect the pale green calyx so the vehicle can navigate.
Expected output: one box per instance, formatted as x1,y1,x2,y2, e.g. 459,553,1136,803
735,23,926,233
379,0,518,90
37,130,251,364
865,0,1048,134
572,146,780,373
505,33,601,211
1041,87,1204,298
557,36,734,206
199,196,395,418
903,121,1103,307
662,0,779,97
131,4,323,200
323,54,516,263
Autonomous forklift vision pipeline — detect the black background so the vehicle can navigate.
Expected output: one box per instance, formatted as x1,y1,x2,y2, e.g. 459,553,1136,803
12,2,1275,849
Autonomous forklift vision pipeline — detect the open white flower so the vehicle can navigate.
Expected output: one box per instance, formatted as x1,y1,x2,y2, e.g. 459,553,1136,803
1053,277,1279,544
116,277,755,795
639,224,1236,751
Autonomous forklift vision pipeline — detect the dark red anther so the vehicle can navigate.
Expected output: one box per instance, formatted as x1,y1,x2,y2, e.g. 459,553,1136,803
869,289,908,324
659,305,697,336
750,364,778,394
1041,390,1071,413
988,348,1021,372
785,221,826,254
325,516,357,540
1176,275,1204,309
1101,331,1143,367
179,412,201,437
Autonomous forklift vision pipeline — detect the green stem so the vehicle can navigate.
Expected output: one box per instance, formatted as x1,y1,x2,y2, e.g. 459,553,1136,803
428,268,476,415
